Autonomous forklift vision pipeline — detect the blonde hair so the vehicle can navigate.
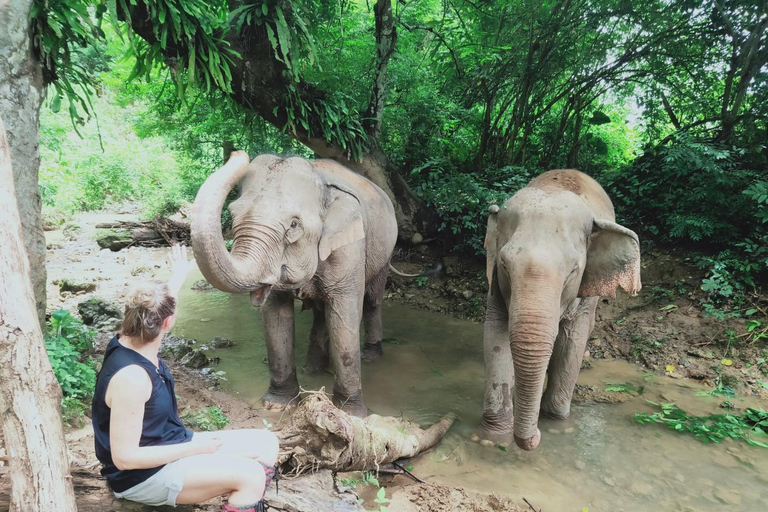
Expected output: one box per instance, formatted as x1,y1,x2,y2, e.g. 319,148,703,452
121,281,177,344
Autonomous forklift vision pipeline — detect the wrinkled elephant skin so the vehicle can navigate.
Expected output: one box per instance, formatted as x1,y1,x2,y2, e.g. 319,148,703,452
479,169,641,450
191,152,398,416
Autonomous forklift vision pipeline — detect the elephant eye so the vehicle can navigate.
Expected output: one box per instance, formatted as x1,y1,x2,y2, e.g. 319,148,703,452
290,219,299,229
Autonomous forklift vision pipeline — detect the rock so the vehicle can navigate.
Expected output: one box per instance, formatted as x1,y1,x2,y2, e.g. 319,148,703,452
160,334,195,360
575,460,586,470
191,279,214,291
95,228,133,251
77,297,123,331
564,427,575,434
479,439,494,447
60,279,96,294
462,290,474,300
713,488,741,505
602,476,616,487
547,428,561,434
411,232,424,245
180,350,209,369
209,336,235,349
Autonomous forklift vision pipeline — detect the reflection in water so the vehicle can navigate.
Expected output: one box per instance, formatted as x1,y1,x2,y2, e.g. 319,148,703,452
173,274,768,512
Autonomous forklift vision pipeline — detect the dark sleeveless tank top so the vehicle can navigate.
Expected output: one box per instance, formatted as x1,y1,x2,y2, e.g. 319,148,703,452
92,335,192,492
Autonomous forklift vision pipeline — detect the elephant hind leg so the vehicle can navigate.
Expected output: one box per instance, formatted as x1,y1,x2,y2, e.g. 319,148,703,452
541,297,598,419
303,306,330,374
362,266,388,362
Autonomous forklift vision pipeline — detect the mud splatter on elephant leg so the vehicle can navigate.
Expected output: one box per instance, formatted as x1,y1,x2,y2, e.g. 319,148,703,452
541,297,598,419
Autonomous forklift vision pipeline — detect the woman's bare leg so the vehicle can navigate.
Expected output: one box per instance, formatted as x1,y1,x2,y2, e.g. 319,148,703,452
175,454,265,507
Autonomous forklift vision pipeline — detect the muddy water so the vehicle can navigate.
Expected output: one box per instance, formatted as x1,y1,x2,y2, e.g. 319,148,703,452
173,274,768,512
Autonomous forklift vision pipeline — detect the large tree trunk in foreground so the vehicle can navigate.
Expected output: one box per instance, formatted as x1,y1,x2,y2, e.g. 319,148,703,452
0,0,46,326
0,118,77,510
278,392,454,473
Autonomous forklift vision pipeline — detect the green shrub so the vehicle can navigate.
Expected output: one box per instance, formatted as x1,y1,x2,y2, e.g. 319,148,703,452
602,135,767,302
411,159,534,254
180,406,229,431
45,310,96,425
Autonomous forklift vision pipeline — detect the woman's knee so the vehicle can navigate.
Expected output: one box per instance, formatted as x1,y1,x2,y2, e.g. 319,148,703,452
231,458,266,492
244,429,279,464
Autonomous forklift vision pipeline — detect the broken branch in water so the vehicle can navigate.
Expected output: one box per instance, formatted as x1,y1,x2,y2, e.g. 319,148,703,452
277,389,454,473
392,460,426,483
523,496,541,512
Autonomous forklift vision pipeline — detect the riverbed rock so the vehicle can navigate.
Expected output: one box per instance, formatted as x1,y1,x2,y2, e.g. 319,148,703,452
77,297,123,331
411,232,424,245
209,336,235,349
60,279,96,294
191,279,214,291
462,290,474,300
180,350,210,369
160,334,195,360
96,228,133,251
630,481,653,495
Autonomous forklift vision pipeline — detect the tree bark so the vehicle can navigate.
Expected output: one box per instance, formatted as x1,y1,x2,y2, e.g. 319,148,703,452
0,118,77,511
0,0,46,326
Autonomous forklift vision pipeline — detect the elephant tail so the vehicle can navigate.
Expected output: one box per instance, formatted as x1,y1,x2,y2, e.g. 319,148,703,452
388,261,443,278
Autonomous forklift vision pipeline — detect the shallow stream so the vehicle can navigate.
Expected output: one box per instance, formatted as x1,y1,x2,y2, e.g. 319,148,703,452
173,275,768,512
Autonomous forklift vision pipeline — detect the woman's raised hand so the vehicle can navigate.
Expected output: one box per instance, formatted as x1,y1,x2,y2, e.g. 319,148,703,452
167,244,197,296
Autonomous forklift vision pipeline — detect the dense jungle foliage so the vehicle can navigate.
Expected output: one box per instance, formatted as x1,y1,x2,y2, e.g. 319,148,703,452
35,0,767,306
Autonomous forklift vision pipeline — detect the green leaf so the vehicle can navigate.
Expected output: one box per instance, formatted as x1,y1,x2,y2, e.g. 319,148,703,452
51,93,62,113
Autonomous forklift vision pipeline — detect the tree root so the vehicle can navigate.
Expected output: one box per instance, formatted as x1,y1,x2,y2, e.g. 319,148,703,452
277,390,455,474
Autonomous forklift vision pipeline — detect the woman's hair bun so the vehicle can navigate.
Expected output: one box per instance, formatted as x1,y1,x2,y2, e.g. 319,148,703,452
125,282,161,310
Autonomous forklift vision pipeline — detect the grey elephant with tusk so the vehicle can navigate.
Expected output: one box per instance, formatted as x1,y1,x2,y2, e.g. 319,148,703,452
479,169,641,450
191,151,403,417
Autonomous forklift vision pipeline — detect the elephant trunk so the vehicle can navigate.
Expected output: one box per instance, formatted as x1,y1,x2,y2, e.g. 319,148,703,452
191,151,261,293
509,285,560,451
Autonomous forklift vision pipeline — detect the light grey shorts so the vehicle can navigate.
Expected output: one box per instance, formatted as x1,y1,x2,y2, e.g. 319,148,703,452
114,454,203,507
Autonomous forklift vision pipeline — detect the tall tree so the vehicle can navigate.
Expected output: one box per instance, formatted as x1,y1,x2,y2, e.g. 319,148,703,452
0,117,77,512
0,0,47,325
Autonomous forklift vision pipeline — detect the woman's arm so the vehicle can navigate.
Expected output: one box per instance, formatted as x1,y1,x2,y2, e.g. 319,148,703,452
105,365,222,470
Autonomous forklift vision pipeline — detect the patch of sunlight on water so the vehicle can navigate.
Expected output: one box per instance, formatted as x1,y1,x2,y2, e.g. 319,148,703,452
173,270,768,512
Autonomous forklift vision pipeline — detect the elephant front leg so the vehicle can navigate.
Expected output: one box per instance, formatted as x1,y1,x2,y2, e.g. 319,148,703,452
541,297,598,420
261,291,300,410
477,278,514,446
326,295,368,417
303,306,330,374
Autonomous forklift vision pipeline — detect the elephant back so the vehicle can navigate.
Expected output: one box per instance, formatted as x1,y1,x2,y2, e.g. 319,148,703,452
529,169,615,222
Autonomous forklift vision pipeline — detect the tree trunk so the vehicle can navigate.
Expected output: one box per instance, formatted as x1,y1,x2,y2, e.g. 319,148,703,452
0,118,77,511
0,0,46,326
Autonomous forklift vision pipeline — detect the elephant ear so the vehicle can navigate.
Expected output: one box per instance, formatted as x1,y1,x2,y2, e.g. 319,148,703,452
318,186,366,262
579,219,642,298
484,205,500,288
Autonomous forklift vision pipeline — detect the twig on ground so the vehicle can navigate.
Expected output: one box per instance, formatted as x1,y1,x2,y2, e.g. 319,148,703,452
523,496,541,512
392,461,426,483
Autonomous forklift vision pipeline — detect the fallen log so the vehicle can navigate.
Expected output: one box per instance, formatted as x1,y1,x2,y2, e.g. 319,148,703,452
277,391,455,474
95,217,190,251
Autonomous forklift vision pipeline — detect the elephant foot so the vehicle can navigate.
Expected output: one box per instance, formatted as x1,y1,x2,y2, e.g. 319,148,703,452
361,342,383,362
514,429,541,451
541,401,571,420
332,390,368,418
262,388,300,411
471,425,514,449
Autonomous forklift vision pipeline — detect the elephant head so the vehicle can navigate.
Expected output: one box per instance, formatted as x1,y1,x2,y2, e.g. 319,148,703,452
484,185,640,450
191,152,365,306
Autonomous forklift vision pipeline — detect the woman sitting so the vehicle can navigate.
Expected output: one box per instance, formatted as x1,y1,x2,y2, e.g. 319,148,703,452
92,244,279,512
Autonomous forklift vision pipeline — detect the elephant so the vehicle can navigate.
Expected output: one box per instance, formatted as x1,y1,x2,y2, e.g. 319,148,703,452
191,152,400,417
479,169,641,450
